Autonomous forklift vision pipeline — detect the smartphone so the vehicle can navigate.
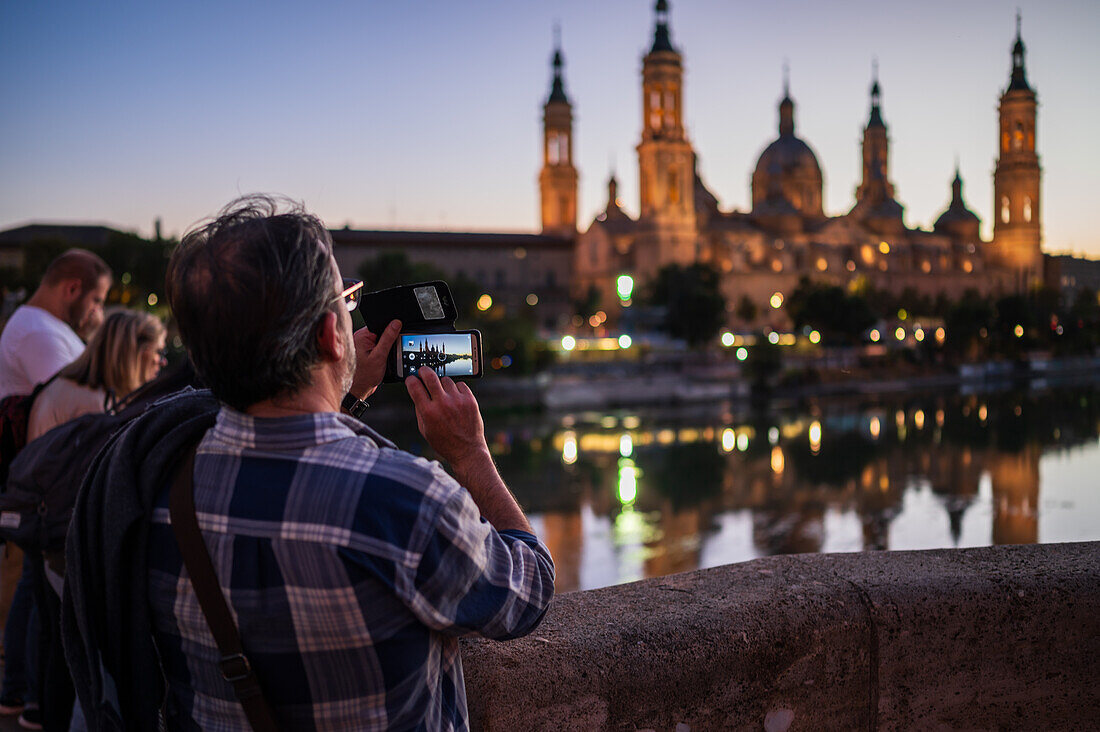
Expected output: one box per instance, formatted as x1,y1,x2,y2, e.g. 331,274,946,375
396,330,483,379
358,281,457,337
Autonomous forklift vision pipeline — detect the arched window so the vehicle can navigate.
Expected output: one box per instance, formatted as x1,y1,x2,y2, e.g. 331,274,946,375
1001,196,1011,224
1023,197,1032,223
1013,122,1024,150
649,90,662,130
547,133,562,165
668,168,680,205
664,90,675,126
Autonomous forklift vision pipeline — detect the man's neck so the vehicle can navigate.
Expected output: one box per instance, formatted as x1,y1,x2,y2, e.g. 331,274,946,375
245,375,343,418
25,289,69,325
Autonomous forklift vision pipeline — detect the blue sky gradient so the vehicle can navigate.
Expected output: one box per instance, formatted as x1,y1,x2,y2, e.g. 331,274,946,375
2,0,1097,256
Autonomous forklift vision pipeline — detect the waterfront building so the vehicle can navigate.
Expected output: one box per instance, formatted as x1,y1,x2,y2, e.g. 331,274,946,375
563,2,1051,328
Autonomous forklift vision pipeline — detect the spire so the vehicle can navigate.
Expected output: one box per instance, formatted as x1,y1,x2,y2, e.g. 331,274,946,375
778,67,794,137
867,59,885,129
951,164,963,204
547,26,568,104
650,0,676,54
1008,10,1031,92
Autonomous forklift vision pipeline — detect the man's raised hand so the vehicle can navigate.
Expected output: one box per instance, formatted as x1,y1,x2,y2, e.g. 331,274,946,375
350,319,401,399
404,366,489,470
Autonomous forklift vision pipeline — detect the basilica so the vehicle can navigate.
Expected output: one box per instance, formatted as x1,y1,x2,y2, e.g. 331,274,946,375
540,1,1045,326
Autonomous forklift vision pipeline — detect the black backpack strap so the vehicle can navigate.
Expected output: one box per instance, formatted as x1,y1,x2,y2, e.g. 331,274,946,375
169,447,279,731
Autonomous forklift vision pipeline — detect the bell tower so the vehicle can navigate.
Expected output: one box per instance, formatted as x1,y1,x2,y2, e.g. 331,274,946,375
991,13,1042,290
635,0,696,277
854,61,895,205
539,32,578,236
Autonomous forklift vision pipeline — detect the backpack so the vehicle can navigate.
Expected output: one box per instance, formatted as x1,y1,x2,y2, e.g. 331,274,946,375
0,405,133,553
0,374,59,487
0,361,202,554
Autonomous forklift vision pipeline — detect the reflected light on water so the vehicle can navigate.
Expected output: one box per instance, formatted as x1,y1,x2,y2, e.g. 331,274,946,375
562,431,578,465
914,410,925,430
768,427,780,445
619,433,633,457
737,432,749,452
618,458,638,504
808,420,822,455
622,415,640,430
770,446,785,474
979,405,988,422
869,416,882,440
721,428,736,452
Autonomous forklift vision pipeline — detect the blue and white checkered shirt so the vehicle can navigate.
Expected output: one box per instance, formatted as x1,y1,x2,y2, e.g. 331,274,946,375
147,407,554,731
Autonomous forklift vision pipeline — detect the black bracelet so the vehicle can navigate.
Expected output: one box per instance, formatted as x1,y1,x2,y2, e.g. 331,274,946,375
341,392,370,421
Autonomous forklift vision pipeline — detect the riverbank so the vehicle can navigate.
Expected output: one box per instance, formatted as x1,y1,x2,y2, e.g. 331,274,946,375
365,353,1100,413
462,542,1100,730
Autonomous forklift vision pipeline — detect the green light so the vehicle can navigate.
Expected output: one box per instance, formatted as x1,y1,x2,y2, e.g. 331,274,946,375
616,274,634,301
617,458,637,504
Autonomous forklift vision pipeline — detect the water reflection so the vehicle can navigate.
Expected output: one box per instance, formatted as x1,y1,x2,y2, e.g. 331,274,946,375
385,382,1100,592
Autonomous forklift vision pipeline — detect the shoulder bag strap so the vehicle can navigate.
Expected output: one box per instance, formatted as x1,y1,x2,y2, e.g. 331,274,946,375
169,447,279,732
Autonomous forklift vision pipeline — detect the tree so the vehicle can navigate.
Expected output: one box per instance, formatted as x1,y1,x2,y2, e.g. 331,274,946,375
572,284,602,320
646,263,727,348
786,278,876,344
944,290,994,359
735,294,758,325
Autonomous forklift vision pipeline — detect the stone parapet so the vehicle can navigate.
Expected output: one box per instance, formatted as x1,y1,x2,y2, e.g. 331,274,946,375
462,542,1100,730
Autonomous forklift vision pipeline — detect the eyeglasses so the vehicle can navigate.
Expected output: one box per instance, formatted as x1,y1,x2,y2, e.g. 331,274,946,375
338,278,364,312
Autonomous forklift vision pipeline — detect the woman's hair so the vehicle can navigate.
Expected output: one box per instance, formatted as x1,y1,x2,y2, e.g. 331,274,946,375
60,309,166,398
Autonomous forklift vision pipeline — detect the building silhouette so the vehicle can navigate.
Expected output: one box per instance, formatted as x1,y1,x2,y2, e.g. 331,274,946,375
553,2,1050,326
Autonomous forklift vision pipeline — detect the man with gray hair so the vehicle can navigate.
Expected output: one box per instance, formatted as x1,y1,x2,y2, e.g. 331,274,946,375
63,195,554,730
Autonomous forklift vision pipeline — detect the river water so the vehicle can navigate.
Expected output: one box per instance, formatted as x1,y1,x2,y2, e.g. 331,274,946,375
380,378,1100,593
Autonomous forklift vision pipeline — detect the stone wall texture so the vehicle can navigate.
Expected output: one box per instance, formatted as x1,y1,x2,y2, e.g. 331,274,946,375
462,542,1100,731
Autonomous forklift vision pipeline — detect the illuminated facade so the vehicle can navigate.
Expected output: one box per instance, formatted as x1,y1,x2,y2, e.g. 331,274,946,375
556,1,1044,327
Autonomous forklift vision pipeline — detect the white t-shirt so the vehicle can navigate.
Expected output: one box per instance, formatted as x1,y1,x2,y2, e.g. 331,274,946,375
0,305,86,399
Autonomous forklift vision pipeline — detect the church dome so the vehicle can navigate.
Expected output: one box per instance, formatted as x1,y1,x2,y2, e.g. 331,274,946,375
754,135,822,183
934,168,981,241
751,90,824,218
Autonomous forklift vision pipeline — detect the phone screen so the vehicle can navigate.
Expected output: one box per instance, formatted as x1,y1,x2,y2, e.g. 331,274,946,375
399,332,479,378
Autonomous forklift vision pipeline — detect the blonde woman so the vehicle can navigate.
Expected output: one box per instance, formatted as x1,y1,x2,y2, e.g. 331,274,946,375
28,309,166,442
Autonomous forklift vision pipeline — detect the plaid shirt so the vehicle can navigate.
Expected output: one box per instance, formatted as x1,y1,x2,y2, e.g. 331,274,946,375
147,407,554,731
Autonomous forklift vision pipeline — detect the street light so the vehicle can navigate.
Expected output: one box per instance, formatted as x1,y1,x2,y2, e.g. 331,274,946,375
616,274,634,303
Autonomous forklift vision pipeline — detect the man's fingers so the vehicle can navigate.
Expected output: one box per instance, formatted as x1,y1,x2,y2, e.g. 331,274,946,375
418,366,446,399
456,381,474,398
440,377,458,395
405,373,429,406
364,320,401,364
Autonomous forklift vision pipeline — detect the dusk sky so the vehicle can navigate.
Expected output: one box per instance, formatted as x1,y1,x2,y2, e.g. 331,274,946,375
2,0,1098,257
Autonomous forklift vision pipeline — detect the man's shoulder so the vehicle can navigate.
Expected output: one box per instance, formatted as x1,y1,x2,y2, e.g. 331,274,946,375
1,307,80,353
315,438,464,513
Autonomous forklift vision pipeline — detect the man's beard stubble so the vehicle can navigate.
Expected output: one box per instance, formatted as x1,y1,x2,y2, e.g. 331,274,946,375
340,322,356,396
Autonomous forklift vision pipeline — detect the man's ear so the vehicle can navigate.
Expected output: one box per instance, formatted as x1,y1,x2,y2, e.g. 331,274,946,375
316,311,343,363
60,278,82,301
